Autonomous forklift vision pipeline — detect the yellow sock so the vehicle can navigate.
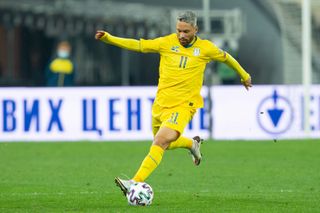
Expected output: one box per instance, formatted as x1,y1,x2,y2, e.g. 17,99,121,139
132,145,164,182
167,136,192,150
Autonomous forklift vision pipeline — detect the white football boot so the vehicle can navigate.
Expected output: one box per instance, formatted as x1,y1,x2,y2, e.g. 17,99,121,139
190,136,203,166
115,177,135,196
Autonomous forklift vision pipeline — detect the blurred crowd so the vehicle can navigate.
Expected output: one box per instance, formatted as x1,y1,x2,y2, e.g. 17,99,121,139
0,0,319,86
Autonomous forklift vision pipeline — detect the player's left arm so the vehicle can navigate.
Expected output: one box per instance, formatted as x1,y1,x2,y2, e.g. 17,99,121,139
207,42,252,90
224,53,252,90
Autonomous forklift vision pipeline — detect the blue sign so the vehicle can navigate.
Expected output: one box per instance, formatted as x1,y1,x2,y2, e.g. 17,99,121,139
257,90,294,135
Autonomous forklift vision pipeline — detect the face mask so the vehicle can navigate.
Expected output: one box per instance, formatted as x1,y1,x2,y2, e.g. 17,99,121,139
57,50,70,58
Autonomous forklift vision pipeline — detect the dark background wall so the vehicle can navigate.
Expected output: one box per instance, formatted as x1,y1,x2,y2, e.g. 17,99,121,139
0,0,283,86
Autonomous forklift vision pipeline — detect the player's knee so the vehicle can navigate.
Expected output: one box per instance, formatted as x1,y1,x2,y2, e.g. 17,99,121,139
153,135,172,150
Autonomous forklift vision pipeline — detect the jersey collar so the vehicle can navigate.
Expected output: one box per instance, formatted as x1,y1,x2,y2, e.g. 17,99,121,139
183,36,197,48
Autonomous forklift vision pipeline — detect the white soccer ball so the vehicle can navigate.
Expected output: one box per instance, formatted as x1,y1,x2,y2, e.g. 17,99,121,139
126,182,154,206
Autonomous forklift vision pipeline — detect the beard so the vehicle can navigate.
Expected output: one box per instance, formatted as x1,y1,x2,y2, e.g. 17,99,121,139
179,37,193,46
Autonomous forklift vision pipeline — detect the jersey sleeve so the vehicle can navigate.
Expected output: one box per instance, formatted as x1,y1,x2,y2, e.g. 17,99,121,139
140,37,164,53
207,42,227,62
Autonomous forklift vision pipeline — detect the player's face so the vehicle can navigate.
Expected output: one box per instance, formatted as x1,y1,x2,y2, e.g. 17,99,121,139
176,21,198,46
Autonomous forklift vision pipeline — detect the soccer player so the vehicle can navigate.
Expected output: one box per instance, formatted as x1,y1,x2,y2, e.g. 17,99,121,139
95,11,252,195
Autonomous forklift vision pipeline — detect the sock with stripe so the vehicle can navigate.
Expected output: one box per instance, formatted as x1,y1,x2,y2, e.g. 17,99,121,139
167,136,192,150
132,145,164,182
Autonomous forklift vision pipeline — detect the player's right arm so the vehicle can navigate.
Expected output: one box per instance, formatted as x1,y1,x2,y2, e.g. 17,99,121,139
95,30,162,53
95,30,141,52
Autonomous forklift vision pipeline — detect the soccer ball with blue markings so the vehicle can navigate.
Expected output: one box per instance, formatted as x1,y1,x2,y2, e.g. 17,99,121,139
126,182,154,206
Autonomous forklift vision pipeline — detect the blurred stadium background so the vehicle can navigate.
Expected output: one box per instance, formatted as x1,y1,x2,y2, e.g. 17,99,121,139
0,0,320,140
0,0,319,141
1,0,320,86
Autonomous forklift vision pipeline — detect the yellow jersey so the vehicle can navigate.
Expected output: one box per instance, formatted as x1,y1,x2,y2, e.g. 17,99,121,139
140,33,226,108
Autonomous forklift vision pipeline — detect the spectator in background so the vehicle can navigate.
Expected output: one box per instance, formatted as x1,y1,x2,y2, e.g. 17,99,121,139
216,41,238,85
46,41,75,86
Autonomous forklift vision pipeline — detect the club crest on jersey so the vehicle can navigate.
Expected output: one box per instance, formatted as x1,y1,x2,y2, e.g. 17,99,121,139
193,48,200,56
171,46,179,52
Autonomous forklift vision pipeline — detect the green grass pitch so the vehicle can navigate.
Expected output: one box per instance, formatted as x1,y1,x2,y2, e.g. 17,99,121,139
0,139,319,212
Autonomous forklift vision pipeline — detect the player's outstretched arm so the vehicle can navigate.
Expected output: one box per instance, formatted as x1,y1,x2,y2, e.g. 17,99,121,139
95,30,141,52
224,53,252,90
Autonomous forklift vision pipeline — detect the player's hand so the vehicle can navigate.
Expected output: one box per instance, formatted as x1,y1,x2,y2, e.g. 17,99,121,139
241,77,252,91
95,30,107,40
